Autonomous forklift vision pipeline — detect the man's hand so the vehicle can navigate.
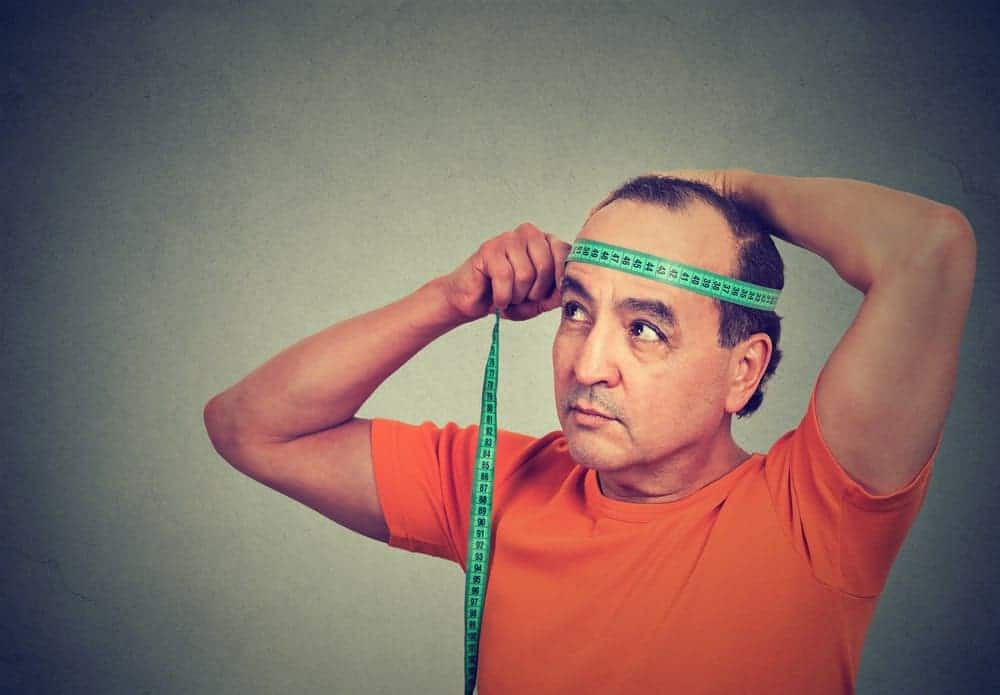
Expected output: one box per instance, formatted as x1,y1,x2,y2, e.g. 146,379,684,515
442,223,571,322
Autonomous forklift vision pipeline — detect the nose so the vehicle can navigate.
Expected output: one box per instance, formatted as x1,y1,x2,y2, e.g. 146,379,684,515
572,321,622,388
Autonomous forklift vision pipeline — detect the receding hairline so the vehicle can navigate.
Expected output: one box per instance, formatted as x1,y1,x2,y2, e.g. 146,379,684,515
580,196,743,280
589,175,727,218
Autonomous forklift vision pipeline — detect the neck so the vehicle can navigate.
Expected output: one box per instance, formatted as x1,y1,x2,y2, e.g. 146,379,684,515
597,432,751,504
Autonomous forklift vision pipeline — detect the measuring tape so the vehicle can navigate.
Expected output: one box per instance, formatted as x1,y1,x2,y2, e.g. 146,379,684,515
566,238,781,310
461,241,780,692
463,309,499,695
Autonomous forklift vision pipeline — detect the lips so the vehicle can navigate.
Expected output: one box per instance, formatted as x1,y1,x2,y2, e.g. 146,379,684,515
570,403,615,420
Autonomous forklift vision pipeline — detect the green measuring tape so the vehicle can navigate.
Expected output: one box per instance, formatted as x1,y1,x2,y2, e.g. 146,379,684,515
461,240,780,692
463,310,499,695
566,238,781,310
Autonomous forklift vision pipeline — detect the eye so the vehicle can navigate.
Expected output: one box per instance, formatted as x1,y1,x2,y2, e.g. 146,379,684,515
629,321,664,343
562,301,587,322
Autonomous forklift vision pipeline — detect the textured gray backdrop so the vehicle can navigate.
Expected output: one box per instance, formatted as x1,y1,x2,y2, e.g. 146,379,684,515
3,1,998,693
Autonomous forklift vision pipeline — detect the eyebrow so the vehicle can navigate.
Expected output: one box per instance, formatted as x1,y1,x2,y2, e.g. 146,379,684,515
560,274,679,329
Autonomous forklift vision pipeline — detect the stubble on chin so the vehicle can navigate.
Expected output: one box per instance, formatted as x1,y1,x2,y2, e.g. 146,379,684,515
564,426,628,471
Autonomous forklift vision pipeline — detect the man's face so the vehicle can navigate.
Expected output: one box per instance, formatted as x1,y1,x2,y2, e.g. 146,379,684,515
552,198,741,474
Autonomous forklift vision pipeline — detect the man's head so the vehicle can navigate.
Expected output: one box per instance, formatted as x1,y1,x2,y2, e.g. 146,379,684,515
552,175,784,475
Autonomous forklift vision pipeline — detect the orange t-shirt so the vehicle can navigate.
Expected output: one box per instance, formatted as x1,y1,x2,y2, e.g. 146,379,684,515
370,378,938,694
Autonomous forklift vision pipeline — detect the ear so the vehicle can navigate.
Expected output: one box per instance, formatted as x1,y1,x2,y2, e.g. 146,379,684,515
725,333,773,414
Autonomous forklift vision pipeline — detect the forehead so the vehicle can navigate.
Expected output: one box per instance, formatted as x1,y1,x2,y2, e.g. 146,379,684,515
564,199,738,324
579,198,738,276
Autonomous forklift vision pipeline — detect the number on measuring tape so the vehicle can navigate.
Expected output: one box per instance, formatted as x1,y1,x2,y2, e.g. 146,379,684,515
567,238,781,310
463,310,499,695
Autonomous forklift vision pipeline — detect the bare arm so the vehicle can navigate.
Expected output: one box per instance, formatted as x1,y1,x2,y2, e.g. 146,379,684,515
203,224,568,540
204,278,463,449
713,169,976,495
731,171,974,296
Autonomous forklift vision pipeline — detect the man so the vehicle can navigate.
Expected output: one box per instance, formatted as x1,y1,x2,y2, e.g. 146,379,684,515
203,169,976,693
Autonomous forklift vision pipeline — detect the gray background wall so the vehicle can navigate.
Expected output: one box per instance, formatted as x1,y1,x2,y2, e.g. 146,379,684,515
3,1,997,693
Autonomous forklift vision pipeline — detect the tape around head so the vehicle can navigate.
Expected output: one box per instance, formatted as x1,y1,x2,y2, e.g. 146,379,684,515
566,239,780,311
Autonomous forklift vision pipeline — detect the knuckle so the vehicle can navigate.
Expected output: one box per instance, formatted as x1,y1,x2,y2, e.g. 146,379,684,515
535,251,554,271
478,239,496,257
492,261,513,280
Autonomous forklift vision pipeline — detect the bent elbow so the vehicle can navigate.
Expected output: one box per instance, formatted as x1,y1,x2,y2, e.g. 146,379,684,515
203,395,240,459
929,205,975,253
902,205,976,278
932,206,977,282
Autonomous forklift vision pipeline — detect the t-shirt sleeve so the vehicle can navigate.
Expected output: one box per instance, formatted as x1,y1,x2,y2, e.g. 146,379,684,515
369,418,536,568
764,374,940,597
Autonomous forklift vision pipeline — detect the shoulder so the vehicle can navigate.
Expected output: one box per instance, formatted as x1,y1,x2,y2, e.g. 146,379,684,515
761,373,937,514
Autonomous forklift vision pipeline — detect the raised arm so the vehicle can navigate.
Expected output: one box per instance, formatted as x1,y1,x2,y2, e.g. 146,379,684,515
203,224,568,540
715,169,976,495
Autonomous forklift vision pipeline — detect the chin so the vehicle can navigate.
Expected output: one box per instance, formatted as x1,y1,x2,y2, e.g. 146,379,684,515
564,433,625,471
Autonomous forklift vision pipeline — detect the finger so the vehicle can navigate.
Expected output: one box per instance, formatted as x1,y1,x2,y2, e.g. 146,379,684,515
524,233,556,302
536,287,564,314
534,236,571,314
549,235,571,290
504,235,537,306
503,301,543,321
481,240,515,311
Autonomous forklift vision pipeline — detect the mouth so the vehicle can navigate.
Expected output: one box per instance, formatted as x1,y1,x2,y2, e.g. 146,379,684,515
569,403,616,421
